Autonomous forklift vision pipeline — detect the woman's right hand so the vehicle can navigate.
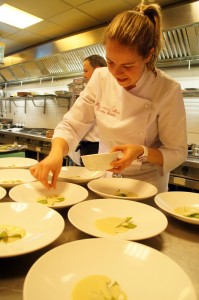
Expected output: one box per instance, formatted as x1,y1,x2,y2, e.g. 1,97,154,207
30,154,63,189
30,137,69,189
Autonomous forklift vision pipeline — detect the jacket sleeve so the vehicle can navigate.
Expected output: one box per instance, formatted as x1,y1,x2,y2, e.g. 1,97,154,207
158,83,187,175
52,77,97,154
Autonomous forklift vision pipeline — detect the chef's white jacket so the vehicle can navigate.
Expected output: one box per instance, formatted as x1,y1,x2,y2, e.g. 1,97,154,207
53,67,187,192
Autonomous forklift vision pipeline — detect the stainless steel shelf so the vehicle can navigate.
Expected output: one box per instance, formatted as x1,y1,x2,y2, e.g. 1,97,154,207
182,89,199,97
0,94,72,113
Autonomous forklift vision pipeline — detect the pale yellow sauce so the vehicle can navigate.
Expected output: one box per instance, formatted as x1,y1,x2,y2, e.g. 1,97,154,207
72,274,127,300
0,225,26,243
174,206,199,218
95,217,136,235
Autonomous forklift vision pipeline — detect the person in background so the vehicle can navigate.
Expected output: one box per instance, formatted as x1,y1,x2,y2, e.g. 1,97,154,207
75,55,107,163
83,54,107,81
30,1,187,193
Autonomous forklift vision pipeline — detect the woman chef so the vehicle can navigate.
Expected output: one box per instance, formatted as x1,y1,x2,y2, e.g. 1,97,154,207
30,1,187,193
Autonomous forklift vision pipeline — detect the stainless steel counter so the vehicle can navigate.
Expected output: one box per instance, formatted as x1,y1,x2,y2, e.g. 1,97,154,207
0,129,52,161
0,129,51,142
0,190,198,300
184,157,199,168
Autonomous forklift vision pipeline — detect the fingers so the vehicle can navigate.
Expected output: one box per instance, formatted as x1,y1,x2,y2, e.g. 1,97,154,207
29,165,36,175
108,166,123,173
51,170,60,189
110,145,124,153
111,157,126,166
30,163,51,189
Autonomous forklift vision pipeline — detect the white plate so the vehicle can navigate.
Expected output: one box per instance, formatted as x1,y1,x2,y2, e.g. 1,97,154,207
0,157,38,169
0,186,6,200
0,169,36,188
155,191,199,225
0,202,65,257
68,199,168,240
56,166,105,184
23,238,197,300
9,181,88,208
87,178,157,200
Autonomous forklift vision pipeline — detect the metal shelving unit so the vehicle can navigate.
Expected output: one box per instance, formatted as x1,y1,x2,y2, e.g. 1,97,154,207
0,93,72,113
182,89,199,97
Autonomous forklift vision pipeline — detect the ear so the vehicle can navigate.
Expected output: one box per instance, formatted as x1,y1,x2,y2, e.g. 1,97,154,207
144,48,154,63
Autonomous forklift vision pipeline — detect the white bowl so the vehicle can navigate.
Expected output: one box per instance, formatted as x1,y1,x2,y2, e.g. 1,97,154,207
0,157,38,169
23,238,197,300
0,169,37,188
68,199,168,240
87,178,158,200
154,191,199,225
0,186,6,200
0,202,65,257
55,166,105,184
81,152,118,171
9,181,88,208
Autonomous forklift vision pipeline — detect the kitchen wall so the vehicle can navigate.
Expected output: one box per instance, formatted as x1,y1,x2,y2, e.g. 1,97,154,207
1,78,73,129
163,65,199,145
1,65,199,144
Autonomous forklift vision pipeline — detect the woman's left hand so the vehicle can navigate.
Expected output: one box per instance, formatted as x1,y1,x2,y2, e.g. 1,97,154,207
108,144,144,173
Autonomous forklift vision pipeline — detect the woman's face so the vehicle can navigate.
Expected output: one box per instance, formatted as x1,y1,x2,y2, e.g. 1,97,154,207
106,39,151,90
83,59,95,81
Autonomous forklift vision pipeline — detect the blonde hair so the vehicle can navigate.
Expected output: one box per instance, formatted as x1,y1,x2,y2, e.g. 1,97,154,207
104,2,163,75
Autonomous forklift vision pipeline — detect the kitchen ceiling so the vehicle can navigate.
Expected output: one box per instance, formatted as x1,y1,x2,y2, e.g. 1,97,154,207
0,0,199,86
0,0,197,56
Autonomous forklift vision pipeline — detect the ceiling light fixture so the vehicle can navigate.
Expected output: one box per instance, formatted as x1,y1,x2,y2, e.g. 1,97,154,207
0,4,43,29
0,41,5,64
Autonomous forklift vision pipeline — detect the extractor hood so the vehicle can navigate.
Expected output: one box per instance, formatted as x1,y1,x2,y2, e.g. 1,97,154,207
0,1,199,86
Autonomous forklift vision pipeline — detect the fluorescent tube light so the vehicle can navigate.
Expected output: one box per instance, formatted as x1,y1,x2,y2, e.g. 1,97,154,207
0,41,5,64
0,4,43,29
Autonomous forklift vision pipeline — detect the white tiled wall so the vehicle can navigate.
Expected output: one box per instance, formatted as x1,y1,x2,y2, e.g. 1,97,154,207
163,65,199,144
1,65,199,144
2,78,73,129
